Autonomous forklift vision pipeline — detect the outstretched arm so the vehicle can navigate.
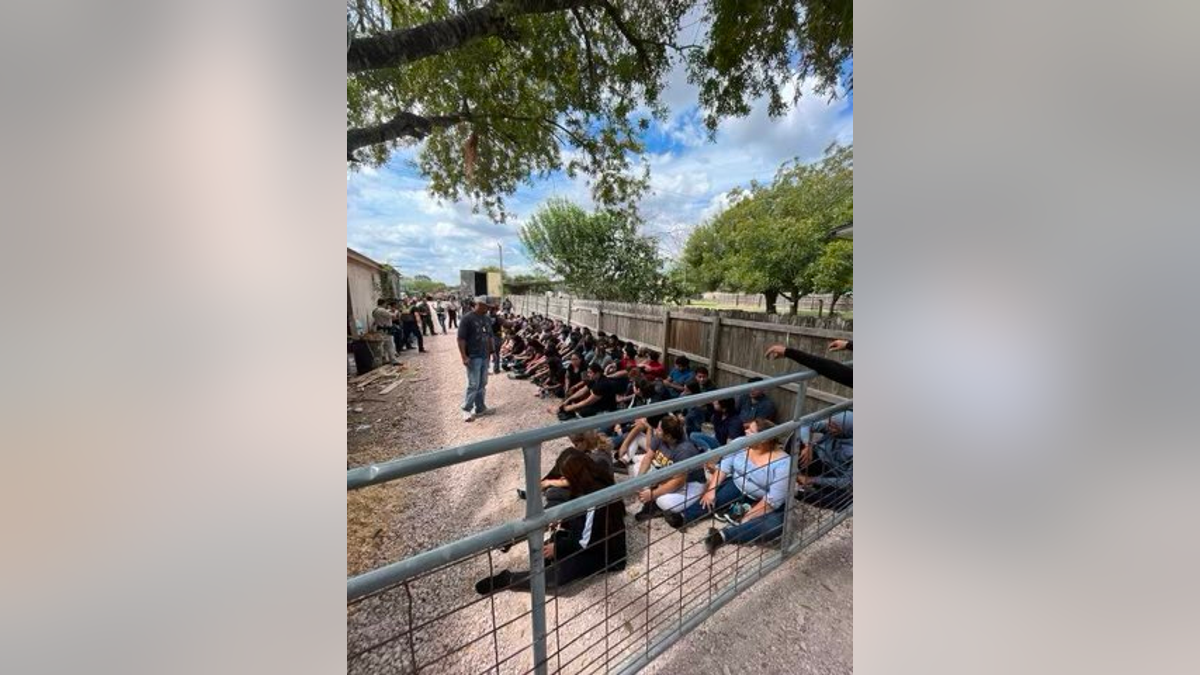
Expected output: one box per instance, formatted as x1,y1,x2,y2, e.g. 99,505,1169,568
765,344,853,387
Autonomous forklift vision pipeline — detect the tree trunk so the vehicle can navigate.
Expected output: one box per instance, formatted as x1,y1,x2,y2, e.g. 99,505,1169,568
764,289,779,315
828,292,842,315
790,294,800,315
347,0,593,73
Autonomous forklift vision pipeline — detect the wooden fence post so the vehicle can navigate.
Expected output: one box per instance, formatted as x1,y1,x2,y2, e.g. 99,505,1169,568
660,310,672,356
597,301,604,333
546,294,552,316
707,314,722,375
566,296,572,326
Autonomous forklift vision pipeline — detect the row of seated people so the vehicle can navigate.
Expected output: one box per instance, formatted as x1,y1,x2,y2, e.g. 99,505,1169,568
475,312,852,595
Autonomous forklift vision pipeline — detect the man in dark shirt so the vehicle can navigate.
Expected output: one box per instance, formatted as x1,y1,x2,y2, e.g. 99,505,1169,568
558,364,622,420
399,298,425,353
457,297,495,422
417,295,437,336
684,365,718,434
737,377,777,423
486,303,504,374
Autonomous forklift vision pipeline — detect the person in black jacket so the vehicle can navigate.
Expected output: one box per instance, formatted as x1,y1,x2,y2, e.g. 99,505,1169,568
475,451,627,594
765,339,852,388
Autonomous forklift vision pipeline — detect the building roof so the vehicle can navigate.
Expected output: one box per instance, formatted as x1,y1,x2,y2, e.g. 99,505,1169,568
347,247,385,271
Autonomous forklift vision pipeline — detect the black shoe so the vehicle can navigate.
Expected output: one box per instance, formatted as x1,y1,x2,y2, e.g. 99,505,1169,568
613,463,629,475
516,488,527,500
634,503,662,522
475,569,513,594
419,349,428,353
663,511,685,529
704,528,725,555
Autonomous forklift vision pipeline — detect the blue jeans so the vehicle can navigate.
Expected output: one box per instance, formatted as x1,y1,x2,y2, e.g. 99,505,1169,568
679,480,785,545
690,432,720,451
463,356,489,413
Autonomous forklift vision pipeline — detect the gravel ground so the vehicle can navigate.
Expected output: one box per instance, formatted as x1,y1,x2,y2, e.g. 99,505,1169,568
347,329,852,674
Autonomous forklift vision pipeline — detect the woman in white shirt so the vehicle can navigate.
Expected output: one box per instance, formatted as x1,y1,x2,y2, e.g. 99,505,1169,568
663,419,792,555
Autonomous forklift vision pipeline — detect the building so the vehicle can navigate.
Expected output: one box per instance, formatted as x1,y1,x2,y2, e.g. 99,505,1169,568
347,247,398,336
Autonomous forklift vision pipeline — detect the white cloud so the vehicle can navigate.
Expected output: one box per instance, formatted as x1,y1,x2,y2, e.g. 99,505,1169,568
348,71,851,282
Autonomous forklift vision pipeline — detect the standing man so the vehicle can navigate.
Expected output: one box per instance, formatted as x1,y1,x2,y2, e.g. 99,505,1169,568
400,297,425,353
371,298,399,365
457,297,496,422
486,301,504,375
435,298,448,334
446,297,459,330
417,296,437,337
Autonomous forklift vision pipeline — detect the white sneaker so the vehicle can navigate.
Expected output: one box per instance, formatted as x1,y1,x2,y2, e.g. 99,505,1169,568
462,409,475,422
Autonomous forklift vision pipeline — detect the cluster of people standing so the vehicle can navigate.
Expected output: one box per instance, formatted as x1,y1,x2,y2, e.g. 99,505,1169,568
473,307,854,595
370,294,476,365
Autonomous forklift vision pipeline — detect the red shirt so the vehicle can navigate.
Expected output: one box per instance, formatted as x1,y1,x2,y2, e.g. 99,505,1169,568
619,356,638,372
641,360,666,380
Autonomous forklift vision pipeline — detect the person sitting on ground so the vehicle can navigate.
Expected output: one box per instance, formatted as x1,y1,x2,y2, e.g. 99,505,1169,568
535,354,566,398
664,419,792,555
684,366,718,434
764,339,853,388
618,344,639,372
563,352,586,394
640,349,667,381
630,415,709,522
660,355,695,398
795,410,853,511
476,451,627,594
556,364,624,420
689,398,744,451
737,377,777,423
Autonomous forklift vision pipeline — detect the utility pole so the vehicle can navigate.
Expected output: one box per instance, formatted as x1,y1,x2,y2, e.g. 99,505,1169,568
497,242,504,298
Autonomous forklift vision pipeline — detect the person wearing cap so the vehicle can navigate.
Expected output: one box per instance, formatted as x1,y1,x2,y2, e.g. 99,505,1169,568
795,410,853,511
457,296,496,421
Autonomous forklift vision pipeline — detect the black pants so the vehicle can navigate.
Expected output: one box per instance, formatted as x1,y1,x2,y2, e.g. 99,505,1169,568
448,311,458,328
798,458,852,511
421,314,436,336
401,321,423,351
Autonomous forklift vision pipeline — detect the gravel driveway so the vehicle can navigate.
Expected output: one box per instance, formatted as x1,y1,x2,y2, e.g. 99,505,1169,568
347,328,852,674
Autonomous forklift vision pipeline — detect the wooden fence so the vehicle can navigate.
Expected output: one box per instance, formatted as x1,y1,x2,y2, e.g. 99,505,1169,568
700,291,853,315
507,295,853,416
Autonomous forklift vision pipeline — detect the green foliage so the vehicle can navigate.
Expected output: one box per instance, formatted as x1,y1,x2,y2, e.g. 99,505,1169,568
519,199,666,302
347,0,853,221
679,144,852,313
810,237,852,310
507,272,558,294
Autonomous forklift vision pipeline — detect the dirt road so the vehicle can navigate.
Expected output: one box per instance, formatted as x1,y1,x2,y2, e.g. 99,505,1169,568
347,328,851,674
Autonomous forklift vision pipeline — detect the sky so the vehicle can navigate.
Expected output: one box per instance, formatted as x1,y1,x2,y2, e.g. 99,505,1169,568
347,59,853,286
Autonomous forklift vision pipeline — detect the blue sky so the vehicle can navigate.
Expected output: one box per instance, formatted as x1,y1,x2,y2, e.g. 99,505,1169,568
348,62,853,285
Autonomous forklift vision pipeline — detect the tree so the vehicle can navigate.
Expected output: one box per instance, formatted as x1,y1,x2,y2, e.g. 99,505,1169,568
810,238,852,314
347,0,853,220
519,199,666,302
679,143,852,314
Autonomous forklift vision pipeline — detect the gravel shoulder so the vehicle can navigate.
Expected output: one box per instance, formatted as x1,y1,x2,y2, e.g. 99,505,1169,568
347,329,852,674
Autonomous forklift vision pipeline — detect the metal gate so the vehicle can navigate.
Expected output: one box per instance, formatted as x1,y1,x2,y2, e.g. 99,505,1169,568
348,371,852,674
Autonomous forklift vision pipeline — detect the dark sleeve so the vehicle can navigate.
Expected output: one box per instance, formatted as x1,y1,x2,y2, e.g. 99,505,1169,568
783,348,854,388
456,316,470,341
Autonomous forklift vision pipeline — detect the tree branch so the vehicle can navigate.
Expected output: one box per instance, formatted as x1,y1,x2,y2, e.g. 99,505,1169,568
570,7,599,100
348,0,595,73
347,111,469,156
597,0,651,71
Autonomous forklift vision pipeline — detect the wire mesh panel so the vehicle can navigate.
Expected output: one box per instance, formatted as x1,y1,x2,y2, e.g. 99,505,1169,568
348,372,851,674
